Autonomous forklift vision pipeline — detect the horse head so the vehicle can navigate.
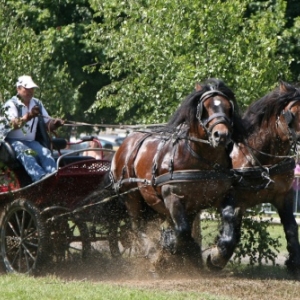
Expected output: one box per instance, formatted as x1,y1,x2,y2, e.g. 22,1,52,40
196,89,234,147
276,82,300,145
194,79,235,148
239,81,300,161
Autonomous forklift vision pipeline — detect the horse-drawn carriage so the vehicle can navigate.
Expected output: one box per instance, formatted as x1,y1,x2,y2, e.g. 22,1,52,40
0,134,129,274
1,78,300,277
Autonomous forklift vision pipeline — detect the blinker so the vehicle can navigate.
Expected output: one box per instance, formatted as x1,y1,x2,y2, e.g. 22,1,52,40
282,110,294,125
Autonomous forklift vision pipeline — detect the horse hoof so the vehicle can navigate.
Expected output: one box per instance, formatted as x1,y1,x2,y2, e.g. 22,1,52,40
160,228,177,254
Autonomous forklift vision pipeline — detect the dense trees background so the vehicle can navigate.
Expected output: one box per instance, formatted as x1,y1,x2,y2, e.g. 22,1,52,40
0,0,299,129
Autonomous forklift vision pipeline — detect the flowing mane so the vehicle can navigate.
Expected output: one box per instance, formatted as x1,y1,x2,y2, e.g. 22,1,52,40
168,78,236,126
243,81,300,134
164,78,245,142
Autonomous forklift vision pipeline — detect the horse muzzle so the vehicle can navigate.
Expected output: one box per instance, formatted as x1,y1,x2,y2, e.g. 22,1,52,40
209,130,232,148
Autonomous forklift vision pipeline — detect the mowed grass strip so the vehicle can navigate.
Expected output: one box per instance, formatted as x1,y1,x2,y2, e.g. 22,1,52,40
0,274,230,300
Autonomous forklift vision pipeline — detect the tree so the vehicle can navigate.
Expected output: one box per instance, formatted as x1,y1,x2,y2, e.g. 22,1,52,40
86,0,293,123
0,1,76,120
0,0,299,126
0,0,112,129
285,0,300,81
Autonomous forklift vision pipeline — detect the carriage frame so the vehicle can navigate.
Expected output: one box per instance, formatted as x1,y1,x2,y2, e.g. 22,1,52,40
0,135,127,274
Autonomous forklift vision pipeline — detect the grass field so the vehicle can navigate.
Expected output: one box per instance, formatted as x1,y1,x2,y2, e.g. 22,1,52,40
0,265,299,300
0,274,211,300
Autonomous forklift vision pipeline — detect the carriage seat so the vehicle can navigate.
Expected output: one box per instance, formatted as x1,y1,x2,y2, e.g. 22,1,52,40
0,140,21,168
51,138,68,151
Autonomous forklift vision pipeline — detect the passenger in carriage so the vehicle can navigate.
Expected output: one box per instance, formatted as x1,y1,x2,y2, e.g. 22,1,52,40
82,140,103,159
2,75,64,182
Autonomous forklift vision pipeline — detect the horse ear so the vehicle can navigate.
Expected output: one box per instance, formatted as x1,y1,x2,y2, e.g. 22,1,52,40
279,80,294,93
279,80,288,93
195,83,202,91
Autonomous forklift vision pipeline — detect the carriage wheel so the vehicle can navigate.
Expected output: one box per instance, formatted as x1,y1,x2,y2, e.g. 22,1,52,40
107,215,133,258
0,199,48,274
46,213,90,263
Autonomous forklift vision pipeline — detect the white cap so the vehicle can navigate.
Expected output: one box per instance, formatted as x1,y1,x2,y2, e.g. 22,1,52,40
16,75,39,89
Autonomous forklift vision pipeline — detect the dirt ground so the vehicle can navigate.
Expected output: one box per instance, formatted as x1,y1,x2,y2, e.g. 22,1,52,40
34,249,300,300
0,240,299,300
1,249,300,300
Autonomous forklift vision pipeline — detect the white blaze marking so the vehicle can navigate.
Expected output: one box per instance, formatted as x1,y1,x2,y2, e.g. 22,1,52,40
214,99,221,106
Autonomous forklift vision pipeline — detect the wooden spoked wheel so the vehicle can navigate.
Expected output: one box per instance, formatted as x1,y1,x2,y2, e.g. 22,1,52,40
0,199,48,274
44,211,91,263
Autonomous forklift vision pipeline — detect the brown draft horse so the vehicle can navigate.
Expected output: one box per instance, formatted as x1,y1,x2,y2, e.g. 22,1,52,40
110,78,244,269
209,81,300,274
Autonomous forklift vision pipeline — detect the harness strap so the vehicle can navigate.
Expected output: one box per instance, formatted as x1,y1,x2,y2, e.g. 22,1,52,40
232,158,295,190
152,138,167,182
115,133,153,194
115,177,152,186
202,112,232,128
232,158,295,178
155,169,233,187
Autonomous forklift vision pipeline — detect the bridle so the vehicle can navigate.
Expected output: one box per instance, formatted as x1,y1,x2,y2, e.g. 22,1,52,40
276,100,300,147
233,99,300,189
196,90,234,144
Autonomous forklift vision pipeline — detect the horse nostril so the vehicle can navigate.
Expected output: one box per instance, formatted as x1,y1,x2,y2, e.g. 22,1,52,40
213,131,220,140
213,131,228,144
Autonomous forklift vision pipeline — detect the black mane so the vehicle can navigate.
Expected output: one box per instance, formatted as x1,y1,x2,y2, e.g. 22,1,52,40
243,81,300,134
154,78,245,142
167,78,236,127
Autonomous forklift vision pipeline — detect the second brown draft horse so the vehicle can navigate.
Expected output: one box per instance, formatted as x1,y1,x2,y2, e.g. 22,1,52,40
111,78,244,270
210,81,300,274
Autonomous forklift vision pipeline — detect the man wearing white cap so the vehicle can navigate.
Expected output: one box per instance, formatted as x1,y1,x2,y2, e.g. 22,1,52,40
2,75,64,182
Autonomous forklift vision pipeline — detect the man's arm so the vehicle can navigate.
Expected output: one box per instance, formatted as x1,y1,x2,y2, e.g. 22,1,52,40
6,103,40,129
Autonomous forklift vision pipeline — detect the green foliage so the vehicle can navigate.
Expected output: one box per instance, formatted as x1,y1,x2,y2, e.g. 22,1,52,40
233,212,282,266
0,1,77,119
0,0,299,126
86,0,293,123
0,0,108,127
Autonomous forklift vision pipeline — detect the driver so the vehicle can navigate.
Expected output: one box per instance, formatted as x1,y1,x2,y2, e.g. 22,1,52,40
2,75,64,182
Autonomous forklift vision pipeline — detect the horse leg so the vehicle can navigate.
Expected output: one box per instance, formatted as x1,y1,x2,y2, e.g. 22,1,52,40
192,212,201,246
123,192,144,231
276,190,300,276
161,188,202,267
207,193,242,270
